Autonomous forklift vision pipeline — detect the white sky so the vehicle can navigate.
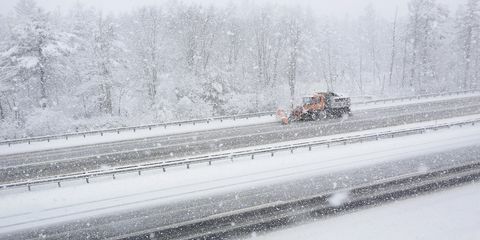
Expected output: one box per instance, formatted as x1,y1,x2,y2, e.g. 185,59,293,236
0,0,462,18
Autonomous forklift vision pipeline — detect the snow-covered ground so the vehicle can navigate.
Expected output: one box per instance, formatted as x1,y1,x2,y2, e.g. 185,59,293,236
353,91,480,110
0,115,277,156
252,182,480,240
1,92,480,156
203,113,480,156
1,122,480,234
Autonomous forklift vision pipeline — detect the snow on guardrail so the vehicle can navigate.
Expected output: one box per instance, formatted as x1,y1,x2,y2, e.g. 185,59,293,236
2,117,479,191
1,89,479,147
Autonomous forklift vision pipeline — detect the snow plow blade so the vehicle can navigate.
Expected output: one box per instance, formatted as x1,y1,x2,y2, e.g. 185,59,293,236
276,109,289,125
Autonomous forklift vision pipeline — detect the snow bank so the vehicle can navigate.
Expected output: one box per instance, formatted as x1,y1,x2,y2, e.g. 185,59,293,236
253,183,480,240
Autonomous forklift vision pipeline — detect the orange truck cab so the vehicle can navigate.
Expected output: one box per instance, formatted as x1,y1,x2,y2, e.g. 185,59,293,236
289,93,327,121
302,93,326,112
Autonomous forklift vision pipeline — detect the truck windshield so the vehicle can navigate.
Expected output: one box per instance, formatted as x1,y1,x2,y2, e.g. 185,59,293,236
303,97,313,104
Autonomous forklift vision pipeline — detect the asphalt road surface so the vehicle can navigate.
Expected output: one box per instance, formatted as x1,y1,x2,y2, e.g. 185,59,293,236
2,144,479,240
1,96,480,183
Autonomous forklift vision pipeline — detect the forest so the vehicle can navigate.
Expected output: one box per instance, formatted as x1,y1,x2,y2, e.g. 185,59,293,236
0,0,479,138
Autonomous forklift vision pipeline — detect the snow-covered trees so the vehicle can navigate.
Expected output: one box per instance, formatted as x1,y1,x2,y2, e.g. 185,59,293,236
407,0,448,92
132,7,164,109
1,0,71,124
92,15,117,115
285,11,302,107
0,0,477,138
456,0,480,89
66,5,97,118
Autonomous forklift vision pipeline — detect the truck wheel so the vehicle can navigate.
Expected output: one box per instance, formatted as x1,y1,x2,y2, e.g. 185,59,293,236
319,111,327,120
333,109,341,118
339,108,351,118
327,110,336,118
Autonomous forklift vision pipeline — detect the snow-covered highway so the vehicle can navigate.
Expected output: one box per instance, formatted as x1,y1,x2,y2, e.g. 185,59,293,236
2,90,478,149
2,95,480,184
1,121,480,239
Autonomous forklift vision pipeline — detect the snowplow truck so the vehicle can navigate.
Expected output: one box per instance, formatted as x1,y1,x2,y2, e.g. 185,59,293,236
278,92,351,124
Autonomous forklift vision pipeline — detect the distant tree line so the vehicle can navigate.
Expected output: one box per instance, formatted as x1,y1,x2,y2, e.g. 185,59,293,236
0,0,479,138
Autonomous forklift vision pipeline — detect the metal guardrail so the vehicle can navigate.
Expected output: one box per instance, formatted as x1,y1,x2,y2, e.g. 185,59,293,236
0,111,276,147
358,89,480,105
116,161,480,240
2,117,479,191
1,89,479,147
3,89,480,147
